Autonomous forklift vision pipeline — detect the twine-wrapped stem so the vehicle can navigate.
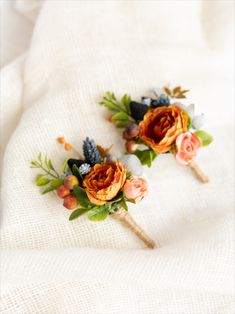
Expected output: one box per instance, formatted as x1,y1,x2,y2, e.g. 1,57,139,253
112,208,156,249
188,160,209,183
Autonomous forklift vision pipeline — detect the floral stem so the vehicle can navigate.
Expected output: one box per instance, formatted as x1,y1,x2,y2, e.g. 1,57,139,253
112,208,156,249
188,160,209,183
39,165,60,179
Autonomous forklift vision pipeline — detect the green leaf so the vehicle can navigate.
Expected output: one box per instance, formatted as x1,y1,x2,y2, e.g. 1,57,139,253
109,192,123,204
62,157,70,173
126,171,132,179
194,130,213,146
87,204,110,221
38,152,42,163
48,159,55,171
126,198,136,204
73,185,92,208
42,179,63,194
112,112,129,121
69,208,89,221
169,144,175,154
184,111,192,129
36,174,50,186
100,100,121,112
72,165,83,181
121,94,131,114
50,179,63,188
120,198,128,211
134,149,158,167
116,120,130,128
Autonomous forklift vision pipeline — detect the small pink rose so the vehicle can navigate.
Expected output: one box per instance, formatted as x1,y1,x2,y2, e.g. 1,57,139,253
175,132,201,165
123,177,148,203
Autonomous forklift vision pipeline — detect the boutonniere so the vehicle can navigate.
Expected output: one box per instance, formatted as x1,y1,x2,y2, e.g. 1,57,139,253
31,137,155,249
99,87,213,183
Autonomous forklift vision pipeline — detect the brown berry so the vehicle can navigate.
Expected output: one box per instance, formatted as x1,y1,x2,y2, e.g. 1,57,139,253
122,124,139,140
64,175,79,190
125,140,137,153
57,185,70,198
63,195,78,210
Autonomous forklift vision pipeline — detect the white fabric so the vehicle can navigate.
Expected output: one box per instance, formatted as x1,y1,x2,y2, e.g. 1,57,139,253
0,1,234,313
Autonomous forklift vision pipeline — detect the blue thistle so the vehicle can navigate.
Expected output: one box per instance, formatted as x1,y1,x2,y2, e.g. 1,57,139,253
151,94,170,108
83,137,102,165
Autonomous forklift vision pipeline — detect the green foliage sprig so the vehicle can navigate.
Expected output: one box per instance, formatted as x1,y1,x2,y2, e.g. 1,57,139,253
31,153,63,194
99,92,135,127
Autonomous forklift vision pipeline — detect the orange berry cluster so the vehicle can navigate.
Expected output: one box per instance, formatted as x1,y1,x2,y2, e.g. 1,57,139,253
57,137,73,151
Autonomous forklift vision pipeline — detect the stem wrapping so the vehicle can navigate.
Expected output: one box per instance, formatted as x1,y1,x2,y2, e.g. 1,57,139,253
188,161,209,183
112,208,156,249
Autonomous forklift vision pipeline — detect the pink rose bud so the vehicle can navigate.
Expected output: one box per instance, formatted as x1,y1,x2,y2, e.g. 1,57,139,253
175,132,201,165
123,177,148,203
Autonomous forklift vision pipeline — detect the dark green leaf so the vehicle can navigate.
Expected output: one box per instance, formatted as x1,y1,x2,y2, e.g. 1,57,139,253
36,174,50,186
126,171,132,179
73,185,92,207
126,198,136,204
69,208,89,221
72,165,83,181
87,204,110,221
194,130,213,146
120,198,128,211
134,149,158,167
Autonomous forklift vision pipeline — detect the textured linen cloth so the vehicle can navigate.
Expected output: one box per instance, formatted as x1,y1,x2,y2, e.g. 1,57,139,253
0,1,234,313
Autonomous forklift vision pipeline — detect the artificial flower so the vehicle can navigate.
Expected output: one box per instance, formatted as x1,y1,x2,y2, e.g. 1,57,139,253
174,132,201,165
83,161,126,205
139,105,188,153
123,177,148,203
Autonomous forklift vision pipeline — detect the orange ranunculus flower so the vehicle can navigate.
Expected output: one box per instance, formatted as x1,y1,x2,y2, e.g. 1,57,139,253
83,161,126,205
139,105,188,153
